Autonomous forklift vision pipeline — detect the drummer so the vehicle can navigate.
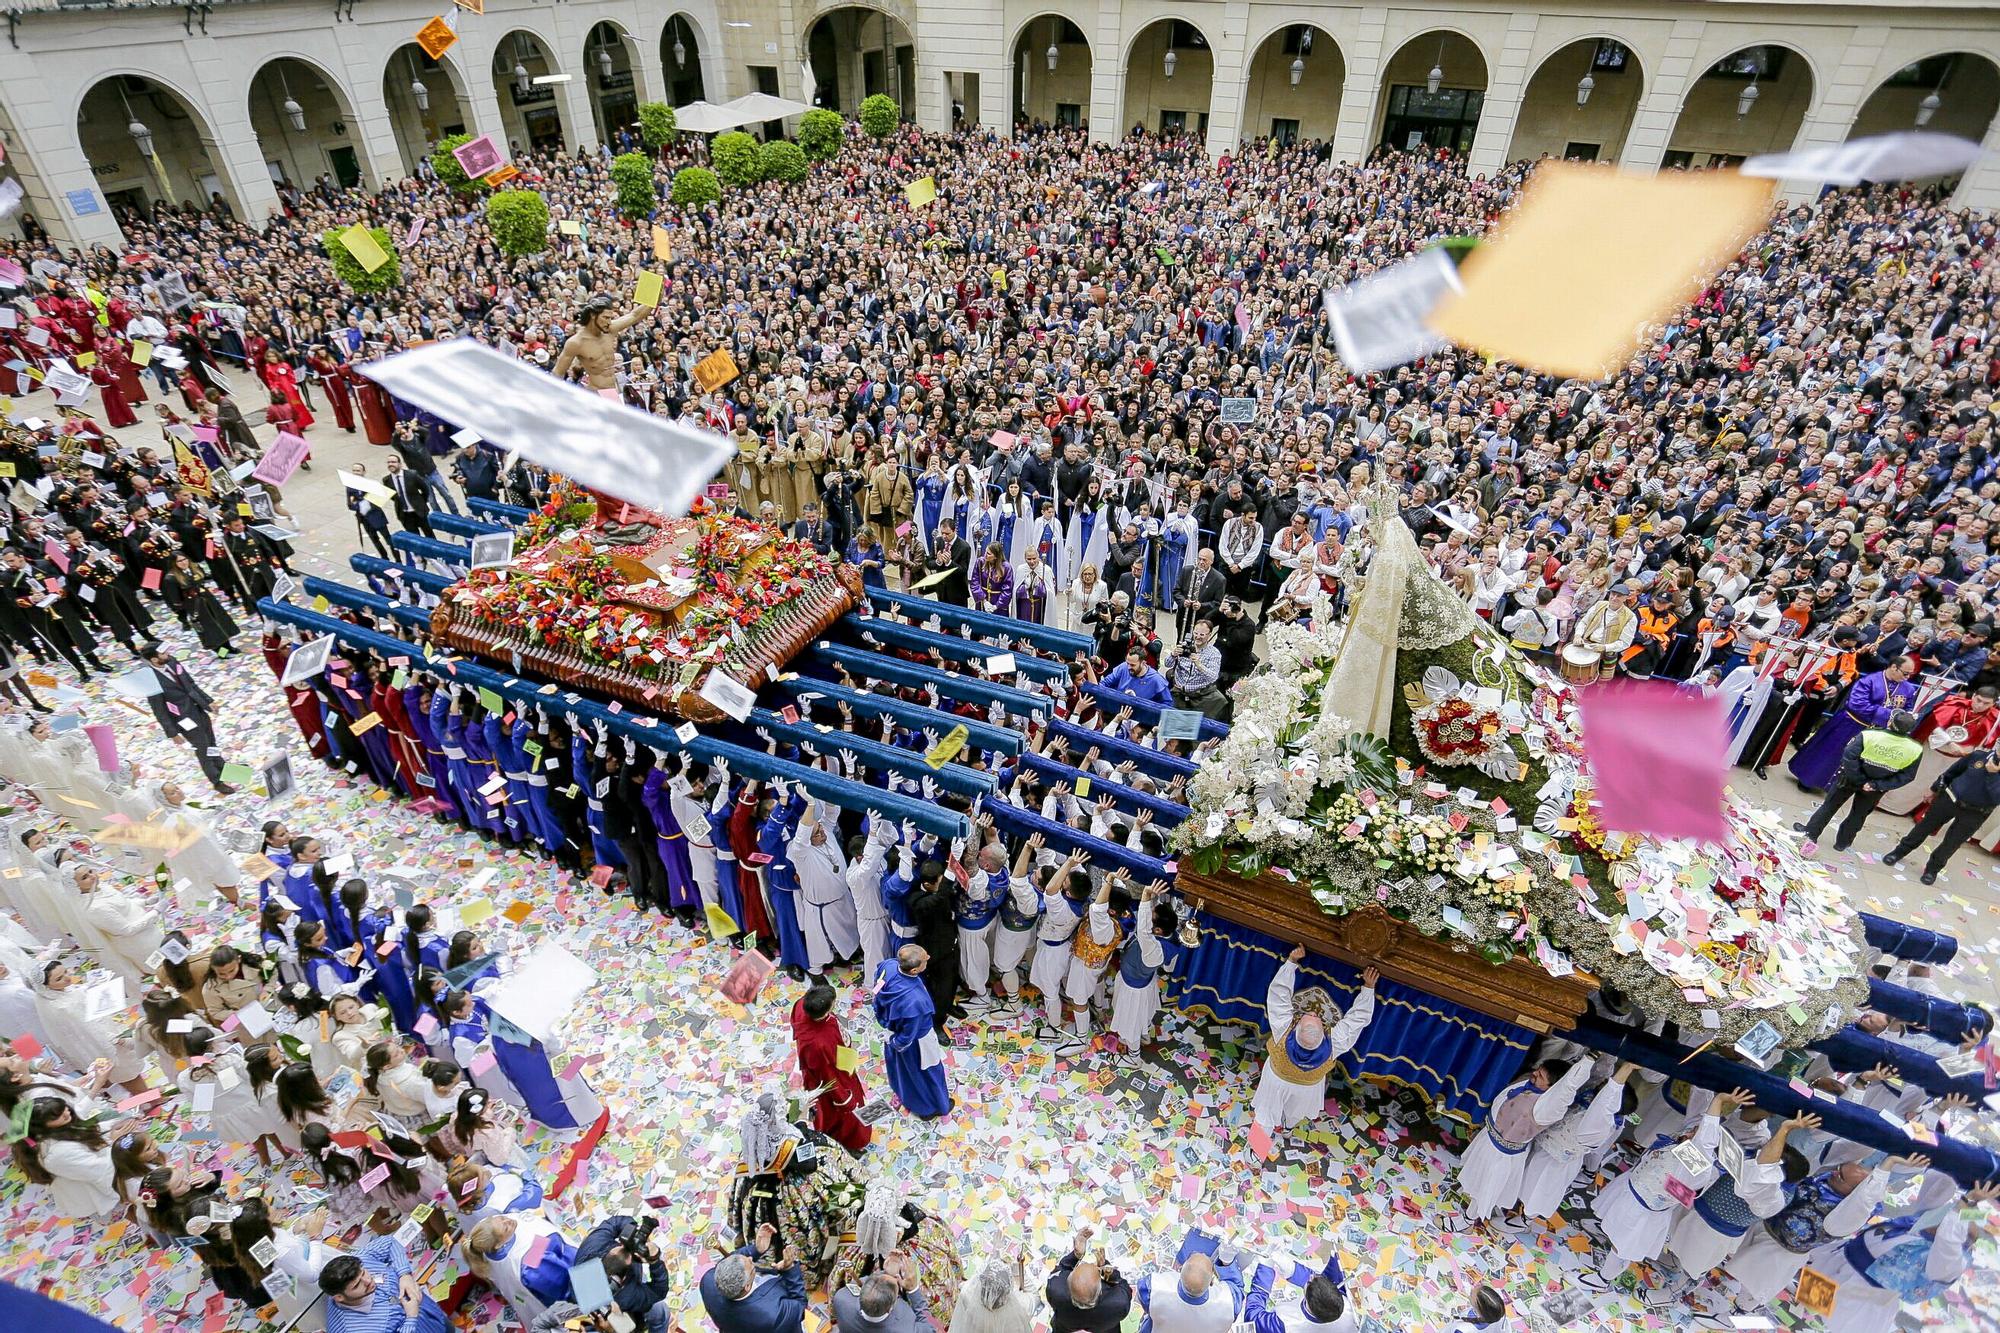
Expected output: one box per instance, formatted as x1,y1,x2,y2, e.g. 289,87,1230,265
1880,685,2000,819
1568,582,1638,682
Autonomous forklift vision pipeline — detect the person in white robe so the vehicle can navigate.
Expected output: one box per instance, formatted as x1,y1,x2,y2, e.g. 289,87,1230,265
1627,1071,1715,1150
1108,884,1177,1051
1808,1183,1996,1333
1724,1156,1911,1306
1665,1109,1816,1278
992,837,1063,1002
177,1028,288,1166
1457,1058,1595,1220
31,958,148,1094
148,780,244,905
0,822,71,943
18,1095,120,1217
1249,948,1378,1132
1592,1091,1748,1278
789,801,859,974
1061,872,1125,1038
36,723,152,829
0,939,55,1052
464,1213,577,1325
239,1203,346,1331
955,835,1010,1000
71,864,164,987
1516,1062,1636,1220
846,817,897,984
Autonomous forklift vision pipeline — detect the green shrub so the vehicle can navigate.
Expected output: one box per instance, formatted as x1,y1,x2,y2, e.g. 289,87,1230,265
710,131,761,187
609,151,657,220
637,101,677,149
858,94,899,138
430,133,487,195
757,140,808,184
797,108,844,162
484,190,550,256
320,227,400,295
670,166,720,208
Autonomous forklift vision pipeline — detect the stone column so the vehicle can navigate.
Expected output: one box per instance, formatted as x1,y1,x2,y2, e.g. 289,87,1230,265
1618,17,1708,173
1202,0,1250,157
1328,7,1387,163
1466,11,1541,177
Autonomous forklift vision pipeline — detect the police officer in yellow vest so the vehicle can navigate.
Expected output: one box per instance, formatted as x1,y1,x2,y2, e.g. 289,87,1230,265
1794,709,1922,854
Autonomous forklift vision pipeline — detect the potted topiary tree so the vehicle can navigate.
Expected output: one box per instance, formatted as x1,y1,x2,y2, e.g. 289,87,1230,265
670,165,721,207
320,227,401,295
609,151,658,220
797,108,844,162
485,190,550,256
757,140,808,184
710,131,761,187
430,133,488,195
858,94,899,138
637,101,677,152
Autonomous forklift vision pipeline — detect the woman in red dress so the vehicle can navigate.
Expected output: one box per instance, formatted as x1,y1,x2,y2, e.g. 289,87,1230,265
261,630,330,760
306,348,355,433
90,359,138,428
258,349,314,431
355,372,396,446
103,338,146,407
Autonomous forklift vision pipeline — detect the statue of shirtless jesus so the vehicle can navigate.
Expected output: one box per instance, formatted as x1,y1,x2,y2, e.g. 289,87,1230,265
551,293,657,394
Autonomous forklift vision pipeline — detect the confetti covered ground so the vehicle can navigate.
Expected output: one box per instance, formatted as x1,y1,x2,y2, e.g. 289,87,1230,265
2,619,1998,1333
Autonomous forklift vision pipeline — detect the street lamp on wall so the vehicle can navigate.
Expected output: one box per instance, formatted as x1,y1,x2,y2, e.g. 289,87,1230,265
1290,55,1305,87
1164,45,1177,79
1047,42,1058,73
279,66,306,132
1736,81,1760,118
1427,38,1445,95
1918,90,1942,126
1575,73,1594,107
409,50,430,112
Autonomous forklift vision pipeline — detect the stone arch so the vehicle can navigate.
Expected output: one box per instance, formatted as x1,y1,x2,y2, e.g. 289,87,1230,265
1506,36,1647,164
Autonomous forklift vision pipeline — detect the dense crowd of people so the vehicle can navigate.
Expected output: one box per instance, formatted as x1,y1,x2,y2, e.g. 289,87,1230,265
0,114,1998,1332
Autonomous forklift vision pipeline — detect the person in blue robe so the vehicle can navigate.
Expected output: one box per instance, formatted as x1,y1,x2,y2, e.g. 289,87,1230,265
510,716,564,855
404,685,463,821
280,842,331,926
296,920,361,997
704,783,747,931
871,949,952,1119
461,700,521,844
573,728,622,868
358,907,419,1035
485,712,535,846
488,1009,603,1131
1156,506,1197,613
433,691,498,836
756,788,811,972
915,468,947,551
325,656,400,792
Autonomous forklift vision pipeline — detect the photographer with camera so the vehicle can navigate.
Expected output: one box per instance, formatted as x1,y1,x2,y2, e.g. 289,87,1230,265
1163,620,1226,720
572,1214,671,1333
701,1221,808,1333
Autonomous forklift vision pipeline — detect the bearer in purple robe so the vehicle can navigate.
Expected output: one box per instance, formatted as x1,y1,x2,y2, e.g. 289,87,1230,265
1789,659,1918,793
872,945,952,1120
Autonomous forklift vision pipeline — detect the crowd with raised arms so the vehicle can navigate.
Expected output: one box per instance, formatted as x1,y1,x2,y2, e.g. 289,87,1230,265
0,115,1995,1330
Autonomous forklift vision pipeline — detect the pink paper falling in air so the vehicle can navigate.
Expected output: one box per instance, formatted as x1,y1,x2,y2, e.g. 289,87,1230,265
83,723,118,774
1578,679,1729,845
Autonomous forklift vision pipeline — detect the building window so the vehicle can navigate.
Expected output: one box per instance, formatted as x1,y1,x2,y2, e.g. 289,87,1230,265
1707,152,1745,169
1564,141,1600,161
1591,40,1630,73
1055,103,1081,128
750,65,779,95
1281,26,1316,56
1053,18,1086,45
1159,109,1187,134
1661,150,1694,170
1168,21,1207,50
1271,118,1299,145
1707,47,1786,80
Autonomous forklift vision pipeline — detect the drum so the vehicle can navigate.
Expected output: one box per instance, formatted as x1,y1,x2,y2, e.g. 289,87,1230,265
1561,644,1601,684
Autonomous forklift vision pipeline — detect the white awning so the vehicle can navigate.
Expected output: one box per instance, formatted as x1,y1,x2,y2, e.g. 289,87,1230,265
721,92,812,123
672,101,742,134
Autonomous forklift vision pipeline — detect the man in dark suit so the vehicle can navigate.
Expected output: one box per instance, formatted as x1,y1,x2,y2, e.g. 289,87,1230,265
1046,1226,1131,1333
140,642,233,793
699,1224,805,1333
1176,547,1226,638
383,455,435,538
791,500,836,556
923,522,971,606
572,1214,672,1332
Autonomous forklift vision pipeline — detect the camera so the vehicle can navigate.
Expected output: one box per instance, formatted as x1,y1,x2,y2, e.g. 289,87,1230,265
630,1214,660,1253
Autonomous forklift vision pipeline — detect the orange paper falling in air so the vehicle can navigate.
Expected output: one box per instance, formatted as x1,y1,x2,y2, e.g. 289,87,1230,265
1427,162,1774,380
414,16,457,60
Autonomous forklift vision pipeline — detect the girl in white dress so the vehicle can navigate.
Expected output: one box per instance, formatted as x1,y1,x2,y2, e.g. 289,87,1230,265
31,958,149,1096
16,1094,120,1217
325,993,379,1073
178,1026,288,1167
431,1086,530,1169
1107,887,1178,1051
362,1036,432,1123
10,826,90,945
34,722,151,829
71,864,164,987
149,781,244,905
